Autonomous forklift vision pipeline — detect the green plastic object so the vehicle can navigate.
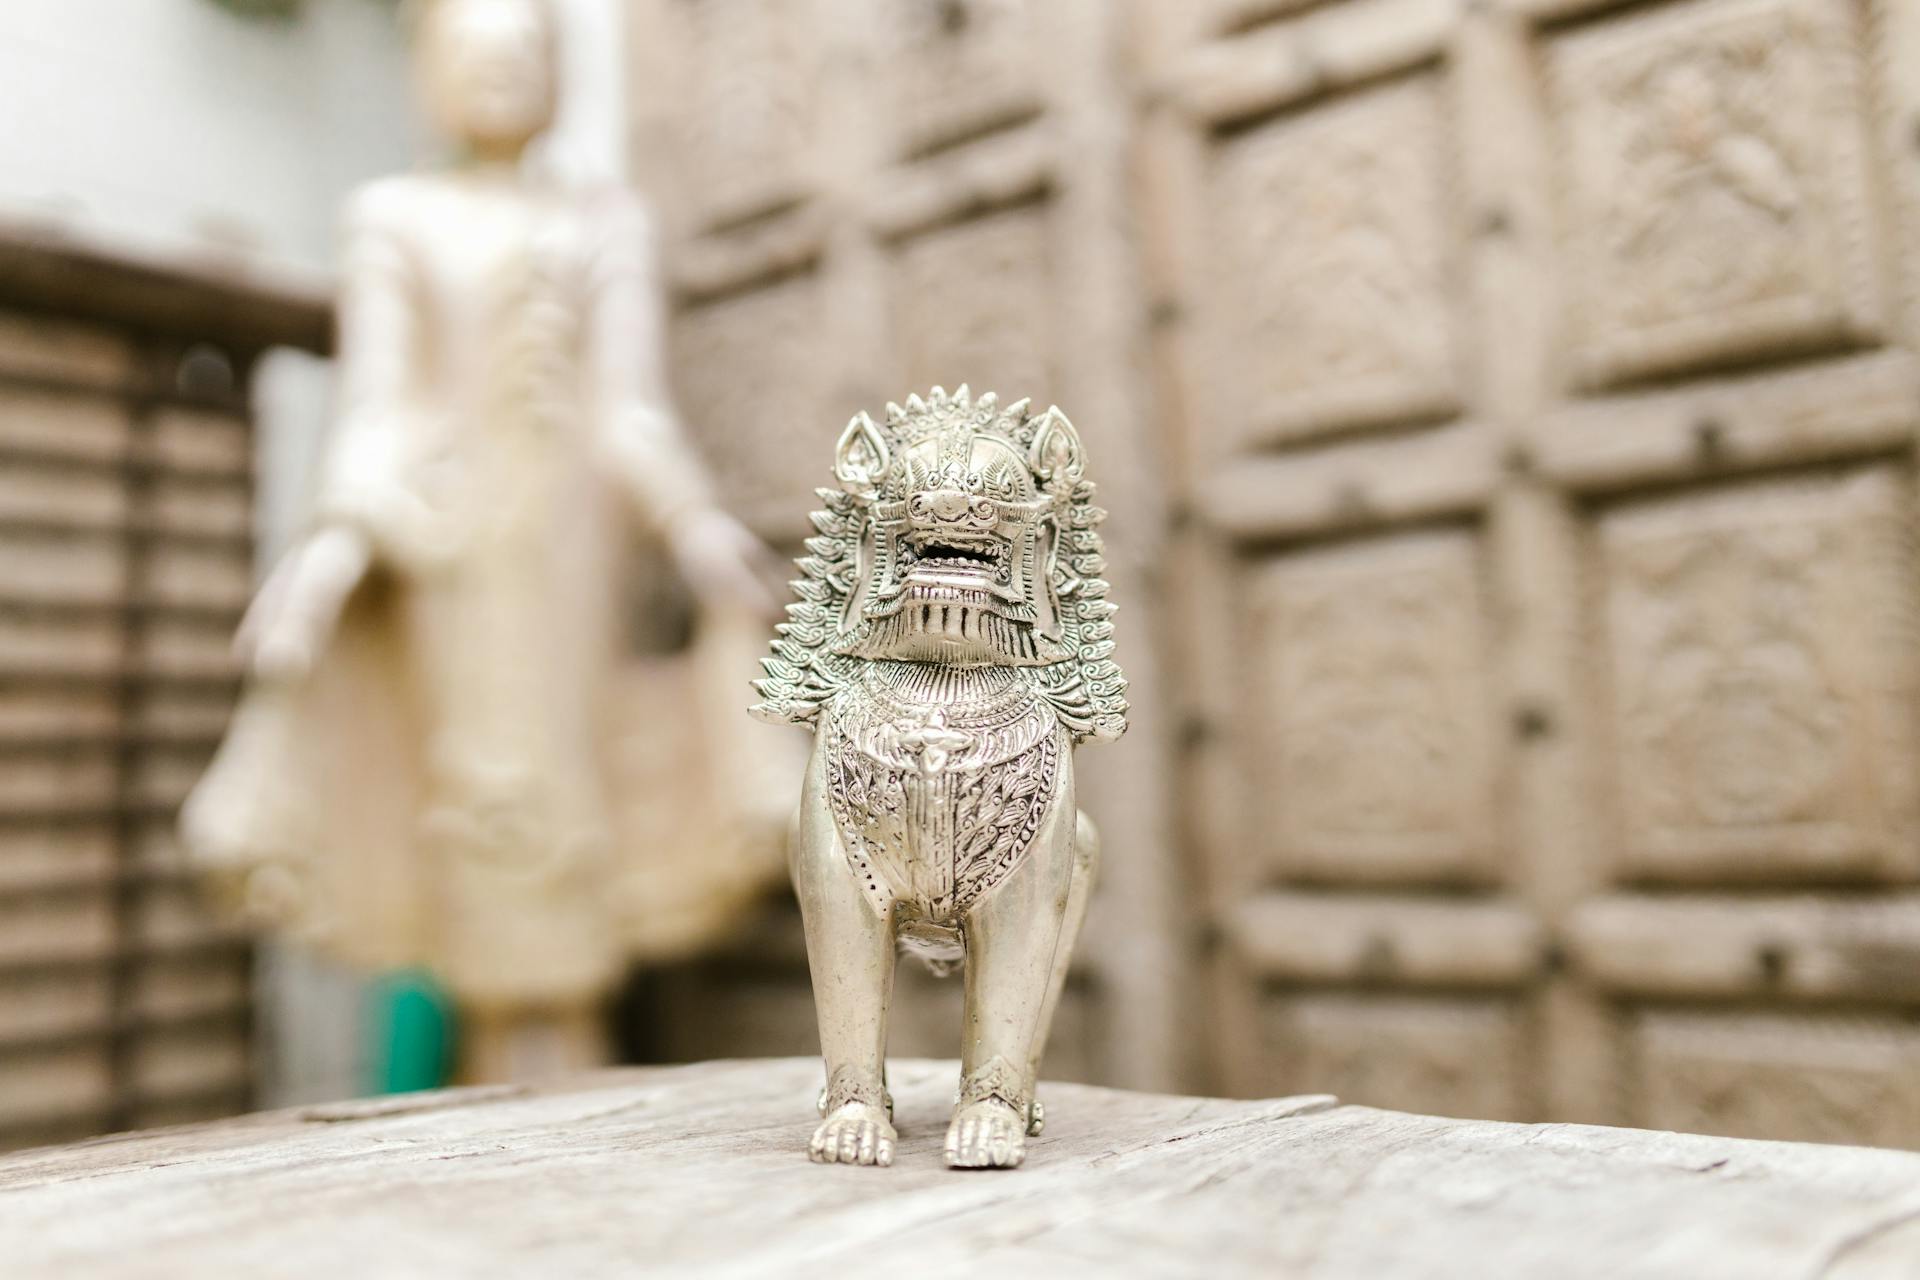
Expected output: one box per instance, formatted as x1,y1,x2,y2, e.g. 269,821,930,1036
367,969,456,1095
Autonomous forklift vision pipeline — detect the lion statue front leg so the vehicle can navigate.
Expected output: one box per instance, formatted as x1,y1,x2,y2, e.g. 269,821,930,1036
789,750,898,1167
942,772,1084,1170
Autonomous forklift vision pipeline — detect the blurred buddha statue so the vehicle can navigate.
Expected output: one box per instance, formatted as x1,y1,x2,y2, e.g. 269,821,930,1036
183,0,788,1082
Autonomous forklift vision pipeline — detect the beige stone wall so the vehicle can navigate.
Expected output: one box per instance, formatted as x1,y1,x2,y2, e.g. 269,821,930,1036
627,0,1920,1146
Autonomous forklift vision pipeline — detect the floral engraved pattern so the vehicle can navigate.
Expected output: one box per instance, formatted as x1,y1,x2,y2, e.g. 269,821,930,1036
1597,471,1917,881
890,207,1055,408
1550,0,1879,383
1207,76,1456,448
825,695,1061,920
1248,530,1494,885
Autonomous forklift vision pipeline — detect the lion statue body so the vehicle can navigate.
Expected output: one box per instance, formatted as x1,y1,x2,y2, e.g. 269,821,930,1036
752,386,1126,1169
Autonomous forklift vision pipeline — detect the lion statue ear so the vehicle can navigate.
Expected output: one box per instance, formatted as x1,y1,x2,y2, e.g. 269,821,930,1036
834,411,889,496
1027,406,1084,484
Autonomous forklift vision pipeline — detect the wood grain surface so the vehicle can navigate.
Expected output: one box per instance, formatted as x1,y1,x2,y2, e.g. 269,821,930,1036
3,1057,1920,1278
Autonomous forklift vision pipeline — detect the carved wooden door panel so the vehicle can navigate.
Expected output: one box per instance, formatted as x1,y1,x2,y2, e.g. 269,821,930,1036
1144,0,1920,1139
629,0,1182,1089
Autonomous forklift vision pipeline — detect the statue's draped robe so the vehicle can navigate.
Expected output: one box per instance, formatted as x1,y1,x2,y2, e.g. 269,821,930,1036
186,177,791,1008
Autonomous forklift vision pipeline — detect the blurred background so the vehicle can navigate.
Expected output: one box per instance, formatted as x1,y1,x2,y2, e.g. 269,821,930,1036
6,0,1920,1154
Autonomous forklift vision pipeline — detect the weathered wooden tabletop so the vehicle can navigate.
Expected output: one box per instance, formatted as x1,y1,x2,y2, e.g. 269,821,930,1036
3,1057,1919,1278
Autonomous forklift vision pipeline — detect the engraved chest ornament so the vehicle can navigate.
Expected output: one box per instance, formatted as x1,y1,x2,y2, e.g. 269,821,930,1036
825,665,1061,921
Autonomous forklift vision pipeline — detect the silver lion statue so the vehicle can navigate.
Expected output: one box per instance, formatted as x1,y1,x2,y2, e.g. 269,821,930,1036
752,386,1128,1169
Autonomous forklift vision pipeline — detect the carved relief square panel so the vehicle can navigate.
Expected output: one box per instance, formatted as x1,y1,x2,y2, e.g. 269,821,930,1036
888,203,1055,408
1548,0,1882,385
1595,469,1919,883
1635,1013,1920,1148
673,0,818,227
670,272,844,535
1263,994,1529,1122
879,0,1043,157
1244,529,1497,886
1204,75,1458,451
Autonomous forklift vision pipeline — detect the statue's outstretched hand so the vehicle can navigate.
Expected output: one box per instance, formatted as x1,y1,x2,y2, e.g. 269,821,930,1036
669,506,781,620
234,524,374,683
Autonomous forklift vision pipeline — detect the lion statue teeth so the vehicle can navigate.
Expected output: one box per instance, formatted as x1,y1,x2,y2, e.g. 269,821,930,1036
751,385,1127,1169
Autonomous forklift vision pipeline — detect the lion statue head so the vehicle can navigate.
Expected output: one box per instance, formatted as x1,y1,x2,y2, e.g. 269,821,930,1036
751,386,1126,744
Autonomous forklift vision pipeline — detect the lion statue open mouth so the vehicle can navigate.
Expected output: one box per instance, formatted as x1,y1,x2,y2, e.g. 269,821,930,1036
752,386,1126,1169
